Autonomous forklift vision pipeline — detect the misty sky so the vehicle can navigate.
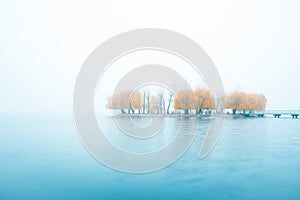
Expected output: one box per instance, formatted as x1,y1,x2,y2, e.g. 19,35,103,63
1,0,300,113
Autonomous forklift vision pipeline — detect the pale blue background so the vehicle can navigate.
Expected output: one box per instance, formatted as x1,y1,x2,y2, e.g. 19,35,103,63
1,0,300,112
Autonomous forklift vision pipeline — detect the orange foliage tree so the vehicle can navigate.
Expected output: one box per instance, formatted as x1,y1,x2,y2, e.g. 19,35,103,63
194,88,216,114
226,91,267,114
174,89,196,114
107,89,266,116
107,90,142,114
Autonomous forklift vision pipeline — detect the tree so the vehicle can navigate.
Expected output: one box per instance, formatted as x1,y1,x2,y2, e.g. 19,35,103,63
106,92,128,114
107,90,142,114
146,92,150,114
166,93,173,114
130,91,142,114
194,88,216,114
255,94,267,110
174,89,196,114
150,95,161,113
158,93,166,114
226,91,245,114
142,92,146,114
225,91,267,114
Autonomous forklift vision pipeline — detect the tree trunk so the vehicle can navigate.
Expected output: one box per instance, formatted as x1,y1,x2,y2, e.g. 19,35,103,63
167,94,172,114
233,109,236,115
128,99,134,114
160,95,166,114
198,108,202,115
147,94,150,114
184,109,189,114
143,93,146,114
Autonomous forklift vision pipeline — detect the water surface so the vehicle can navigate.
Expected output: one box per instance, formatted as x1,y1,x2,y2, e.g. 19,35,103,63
1,114,300,199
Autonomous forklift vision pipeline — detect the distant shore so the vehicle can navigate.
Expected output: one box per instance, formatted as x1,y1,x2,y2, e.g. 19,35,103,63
110,112,299,119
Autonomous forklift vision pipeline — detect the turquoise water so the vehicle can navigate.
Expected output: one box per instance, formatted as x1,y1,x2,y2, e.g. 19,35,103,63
1,114,300,199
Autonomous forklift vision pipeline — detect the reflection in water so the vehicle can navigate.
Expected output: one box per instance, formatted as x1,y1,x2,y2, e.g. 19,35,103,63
98,116,209,154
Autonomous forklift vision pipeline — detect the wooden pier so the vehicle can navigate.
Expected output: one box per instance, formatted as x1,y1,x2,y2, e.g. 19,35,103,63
255,110,300,118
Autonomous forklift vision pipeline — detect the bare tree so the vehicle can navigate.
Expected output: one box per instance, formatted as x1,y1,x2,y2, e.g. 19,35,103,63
167,93,173,114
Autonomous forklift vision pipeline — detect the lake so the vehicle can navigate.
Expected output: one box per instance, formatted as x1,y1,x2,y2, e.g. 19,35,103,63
1,113,300,199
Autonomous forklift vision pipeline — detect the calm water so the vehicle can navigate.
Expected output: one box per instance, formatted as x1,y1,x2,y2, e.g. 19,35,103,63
1,113,300,200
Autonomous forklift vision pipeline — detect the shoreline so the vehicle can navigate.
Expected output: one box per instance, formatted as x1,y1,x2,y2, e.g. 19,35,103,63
109,113,299,119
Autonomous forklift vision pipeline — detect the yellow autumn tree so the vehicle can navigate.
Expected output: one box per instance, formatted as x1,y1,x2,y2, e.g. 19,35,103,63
106,92,129,110
194,88,216,113
174,89,196,114
226,91,246,112
226,91,267,114
107,90,142,114
255,94,267,110
130,91,142,110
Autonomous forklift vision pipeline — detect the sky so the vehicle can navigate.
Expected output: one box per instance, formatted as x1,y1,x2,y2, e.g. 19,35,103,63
1,0,300,113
